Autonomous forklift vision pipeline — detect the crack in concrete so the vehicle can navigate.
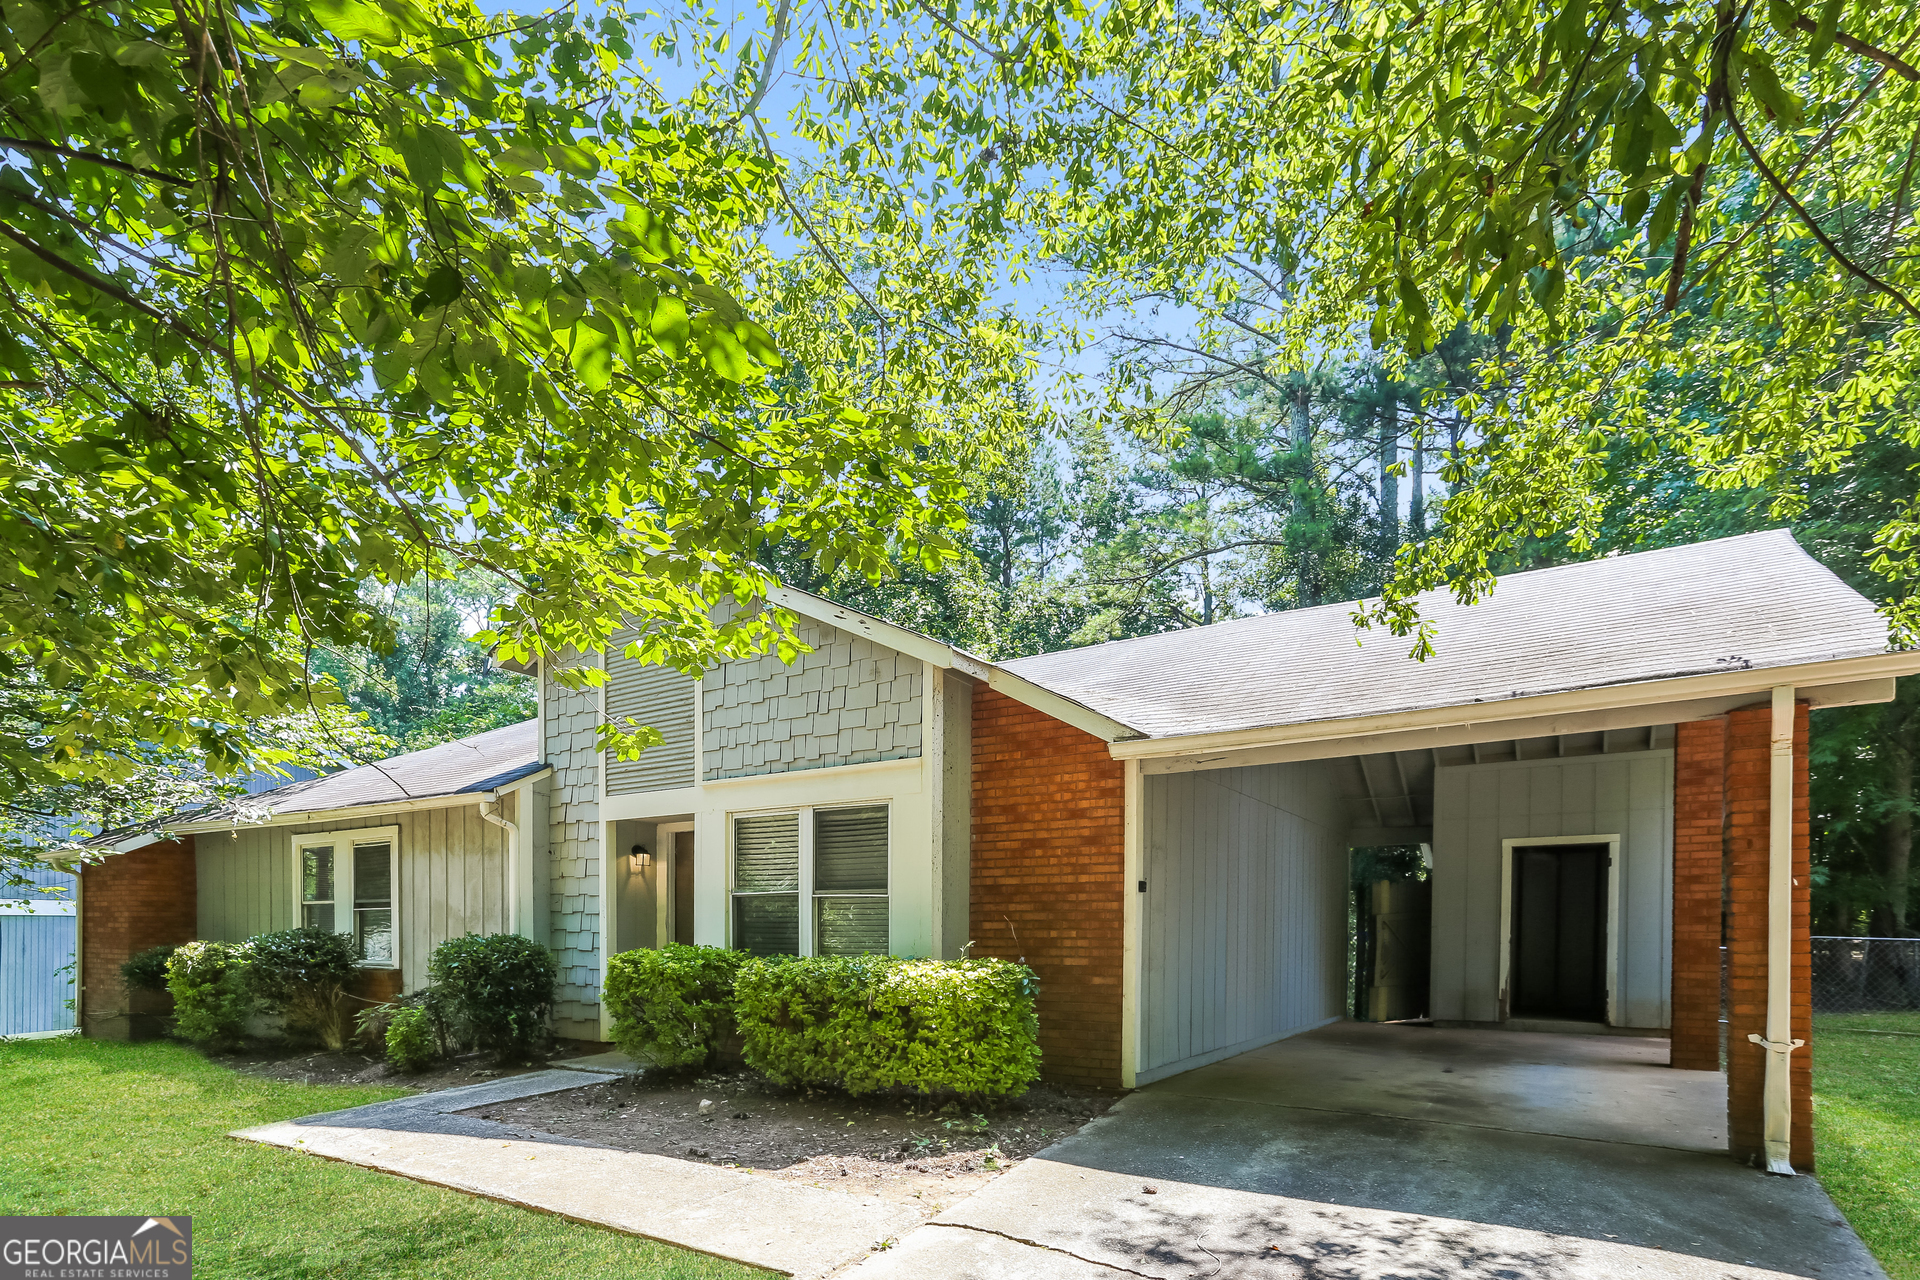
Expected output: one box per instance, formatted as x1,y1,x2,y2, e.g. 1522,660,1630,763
930,1220,1168,1278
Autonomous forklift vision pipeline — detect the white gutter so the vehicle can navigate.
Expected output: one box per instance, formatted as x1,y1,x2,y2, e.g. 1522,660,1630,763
478,786,524,937
1107,650,1920,761
1749,684,1806,1175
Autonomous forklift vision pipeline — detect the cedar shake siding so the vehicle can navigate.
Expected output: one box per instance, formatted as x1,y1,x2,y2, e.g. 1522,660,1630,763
970,687,1126,1089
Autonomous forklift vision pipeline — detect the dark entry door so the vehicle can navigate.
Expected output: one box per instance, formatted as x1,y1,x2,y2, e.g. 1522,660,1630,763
1510,843,1609,1021
672,829,696,945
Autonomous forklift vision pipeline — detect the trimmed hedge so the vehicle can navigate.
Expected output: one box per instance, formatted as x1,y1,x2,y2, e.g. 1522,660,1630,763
166,940,254,1050
246,927,358,1050
736,955,1041,1099
604,944,744,1070
428,933,556,1064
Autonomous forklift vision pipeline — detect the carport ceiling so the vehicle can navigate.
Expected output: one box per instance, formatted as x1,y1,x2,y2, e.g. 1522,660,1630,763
1336,724,1675,846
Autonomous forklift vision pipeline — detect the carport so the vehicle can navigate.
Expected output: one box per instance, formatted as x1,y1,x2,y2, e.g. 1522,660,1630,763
997,530,1920,1173
862,1020,1882,1279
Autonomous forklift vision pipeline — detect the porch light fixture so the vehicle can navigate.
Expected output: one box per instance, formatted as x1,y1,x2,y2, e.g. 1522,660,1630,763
629,844,651,872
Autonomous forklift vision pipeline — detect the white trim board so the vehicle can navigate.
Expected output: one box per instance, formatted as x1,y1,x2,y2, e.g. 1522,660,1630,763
1114,652,1918,770
1498,834,1622,1026
0,899,75,916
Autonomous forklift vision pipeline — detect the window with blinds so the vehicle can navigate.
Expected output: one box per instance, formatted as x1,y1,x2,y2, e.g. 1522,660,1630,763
814,805,888,957
732,813,799,957
729,804,889,958
293,828,398,967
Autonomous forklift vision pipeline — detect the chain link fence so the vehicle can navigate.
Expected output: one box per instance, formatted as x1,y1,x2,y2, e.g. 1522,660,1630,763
1812,937,1920,1014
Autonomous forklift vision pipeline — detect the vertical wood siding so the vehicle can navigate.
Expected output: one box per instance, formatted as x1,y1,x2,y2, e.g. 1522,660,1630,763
1139,761,1348,1082
605,629,697,794
195,803,507,992
1,863,77,1034
1429,749,1674,1027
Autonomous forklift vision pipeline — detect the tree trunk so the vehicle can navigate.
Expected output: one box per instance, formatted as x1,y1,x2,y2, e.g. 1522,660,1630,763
1408,429,1426,540
1881,706,1915,935
1377,370,1398,562
1291,379,1316,607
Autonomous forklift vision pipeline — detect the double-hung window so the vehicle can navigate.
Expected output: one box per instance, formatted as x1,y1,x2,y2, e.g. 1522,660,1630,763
731,804,889,958
295,827,399,967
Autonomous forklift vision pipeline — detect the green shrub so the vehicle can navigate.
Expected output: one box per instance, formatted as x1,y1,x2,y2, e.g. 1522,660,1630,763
604,944,746,1070
120,944,179,993
384,1005,440,1073
165,940,254,1050
428,933,556,1064
355,987,455,1067
246,927,359,1050
736,955,1042,1100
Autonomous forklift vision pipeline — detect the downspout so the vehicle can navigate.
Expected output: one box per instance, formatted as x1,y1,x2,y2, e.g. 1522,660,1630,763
1747,684,1806,1175
479,791,520,936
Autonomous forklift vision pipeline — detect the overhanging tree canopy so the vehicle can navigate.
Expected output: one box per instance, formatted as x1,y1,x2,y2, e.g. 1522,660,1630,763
0,0,1030,799
713,0,1920,647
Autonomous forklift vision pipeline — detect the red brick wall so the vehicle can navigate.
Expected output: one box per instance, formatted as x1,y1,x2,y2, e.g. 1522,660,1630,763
79,838,198,1040
971,687,1126,1089
1724,701,1813,1171
1671,718,1728,1072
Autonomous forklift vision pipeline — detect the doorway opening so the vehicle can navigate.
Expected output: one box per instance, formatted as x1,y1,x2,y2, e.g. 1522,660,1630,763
1508,842,1610,1021
1348,844,1431,1022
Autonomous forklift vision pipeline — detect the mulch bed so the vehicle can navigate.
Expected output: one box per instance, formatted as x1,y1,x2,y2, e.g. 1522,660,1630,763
457,1068,1122,1206
207,1039,603,1094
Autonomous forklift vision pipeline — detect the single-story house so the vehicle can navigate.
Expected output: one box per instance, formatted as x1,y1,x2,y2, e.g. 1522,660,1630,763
75,529,1919,1173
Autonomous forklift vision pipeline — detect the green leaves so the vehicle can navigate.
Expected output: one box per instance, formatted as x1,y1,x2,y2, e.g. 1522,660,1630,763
308,0,404,47
0,0,1001,814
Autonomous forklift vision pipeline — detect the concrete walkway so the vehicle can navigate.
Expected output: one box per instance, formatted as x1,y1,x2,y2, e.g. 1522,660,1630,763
233,1068,919,1279
853,1024,1884,1280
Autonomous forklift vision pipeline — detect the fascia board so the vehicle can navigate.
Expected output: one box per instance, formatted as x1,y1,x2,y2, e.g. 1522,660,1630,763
159,769,556,837
985,668,1143,742
1114,650,1920,764
764,584,966,670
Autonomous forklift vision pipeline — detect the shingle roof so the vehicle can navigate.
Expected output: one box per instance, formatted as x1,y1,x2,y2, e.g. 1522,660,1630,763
89,719,541,844
1000,530,1892,741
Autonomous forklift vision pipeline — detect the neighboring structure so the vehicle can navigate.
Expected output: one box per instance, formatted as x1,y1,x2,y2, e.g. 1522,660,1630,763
75,530,1919,1174
1,860,77,1037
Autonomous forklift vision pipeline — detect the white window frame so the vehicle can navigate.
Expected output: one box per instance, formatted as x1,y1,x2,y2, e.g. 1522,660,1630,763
291,825,401,970
728,803,890,957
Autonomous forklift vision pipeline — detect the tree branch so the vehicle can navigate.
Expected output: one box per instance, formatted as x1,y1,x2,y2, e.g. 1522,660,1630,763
1794,17,1920,80
0,135,192,186
1724,98,1920,321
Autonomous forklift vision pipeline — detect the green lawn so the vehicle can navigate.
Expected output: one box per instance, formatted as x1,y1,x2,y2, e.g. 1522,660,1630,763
0,1036,769,1279
1815,1011,1920,1280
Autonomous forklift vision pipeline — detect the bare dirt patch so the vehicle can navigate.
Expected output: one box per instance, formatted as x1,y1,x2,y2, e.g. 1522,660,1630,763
457,1070,1122,1210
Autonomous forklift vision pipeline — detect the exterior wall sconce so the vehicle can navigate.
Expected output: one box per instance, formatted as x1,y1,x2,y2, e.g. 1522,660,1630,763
629,844,651,873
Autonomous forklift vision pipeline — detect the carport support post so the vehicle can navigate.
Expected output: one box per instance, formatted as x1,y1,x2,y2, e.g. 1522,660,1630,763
1749,685,1805,1175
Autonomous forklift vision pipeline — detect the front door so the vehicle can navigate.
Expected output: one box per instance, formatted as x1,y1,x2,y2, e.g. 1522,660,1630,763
1510,843,1609,1021
672,829,696,945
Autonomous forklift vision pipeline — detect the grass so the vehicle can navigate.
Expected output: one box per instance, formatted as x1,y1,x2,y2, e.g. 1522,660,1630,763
1814,1010,1920,1280
0,1036,771,1280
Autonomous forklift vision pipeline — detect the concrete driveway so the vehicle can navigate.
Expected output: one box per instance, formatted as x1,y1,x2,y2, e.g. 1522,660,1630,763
853,1023,1883,1280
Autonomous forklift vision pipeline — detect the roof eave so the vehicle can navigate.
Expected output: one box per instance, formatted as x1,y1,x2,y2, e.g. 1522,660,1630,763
100,765,555,845
1107,649,1920,762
